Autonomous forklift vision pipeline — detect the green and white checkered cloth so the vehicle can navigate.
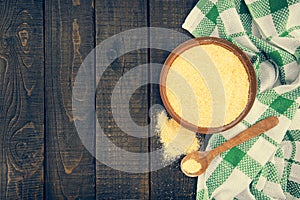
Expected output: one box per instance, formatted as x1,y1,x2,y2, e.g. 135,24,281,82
182,0,300,199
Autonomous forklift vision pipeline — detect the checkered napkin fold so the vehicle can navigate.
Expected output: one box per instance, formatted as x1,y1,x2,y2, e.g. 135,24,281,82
182,0,300,199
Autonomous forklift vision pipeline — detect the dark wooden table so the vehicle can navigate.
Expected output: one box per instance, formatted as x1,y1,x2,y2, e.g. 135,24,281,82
0,0,201,199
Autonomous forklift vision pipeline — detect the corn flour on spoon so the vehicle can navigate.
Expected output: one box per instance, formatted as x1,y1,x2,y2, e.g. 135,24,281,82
181,116,279,177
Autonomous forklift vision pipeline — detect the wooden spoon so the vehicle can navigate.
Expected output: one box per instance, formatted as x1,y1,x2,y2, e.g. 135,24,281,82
180,116,279,177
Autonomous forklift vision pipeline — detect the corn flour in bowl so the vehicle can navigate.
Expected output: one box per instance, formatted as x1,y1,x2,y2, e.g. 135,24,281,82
160,37,257,134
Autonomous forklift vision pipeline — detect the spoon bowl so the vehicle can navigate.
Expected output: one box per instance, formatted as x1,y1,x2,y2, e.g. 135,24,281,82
181,151,209,177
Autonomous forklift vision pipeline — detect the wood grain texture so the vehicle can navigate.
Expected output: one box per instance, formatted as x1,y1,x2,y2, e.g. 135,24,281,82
0,0,202,199
95,0,150,199
44,0,95,199
149,0,200,199
0,0,44,199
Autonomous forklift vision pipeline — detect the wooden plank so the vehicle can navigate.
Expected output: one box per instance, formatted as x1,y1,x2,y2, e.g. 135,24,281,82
149,0,201,199
95,0,150,199
0,0,44,199
44,0,96,199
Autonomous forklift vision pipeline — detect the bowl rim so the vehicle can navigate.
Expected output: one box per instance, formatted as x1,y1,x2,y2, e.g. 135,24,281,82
159,36,257,134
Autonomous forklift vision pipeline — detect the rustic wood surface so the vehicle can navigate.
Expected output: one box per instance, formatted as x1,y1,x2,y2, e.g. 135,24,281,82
0,0,44,199
44,0,96,199
149,1,199,199
95,0,149,199
0,0,201,199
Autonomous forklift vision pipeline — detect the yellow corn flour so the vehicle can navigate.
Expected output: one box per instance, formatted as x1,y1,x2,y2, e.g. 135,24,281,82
156,110,200,161
165,44,249,127
181,159,202,174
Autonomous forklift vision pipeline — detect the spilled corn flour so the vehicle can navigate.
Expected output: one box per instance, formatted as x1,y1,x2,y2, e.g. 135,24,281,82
156,110,200,161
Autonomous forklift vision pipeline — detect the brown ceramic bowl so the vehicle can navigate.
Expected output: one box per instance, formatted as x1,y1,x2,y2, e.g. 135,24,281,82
160,37,257,134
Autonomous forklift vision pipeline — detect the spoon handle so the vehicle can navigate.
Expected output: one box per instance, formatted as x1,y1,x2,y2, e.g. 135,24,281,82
208,116,279,159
